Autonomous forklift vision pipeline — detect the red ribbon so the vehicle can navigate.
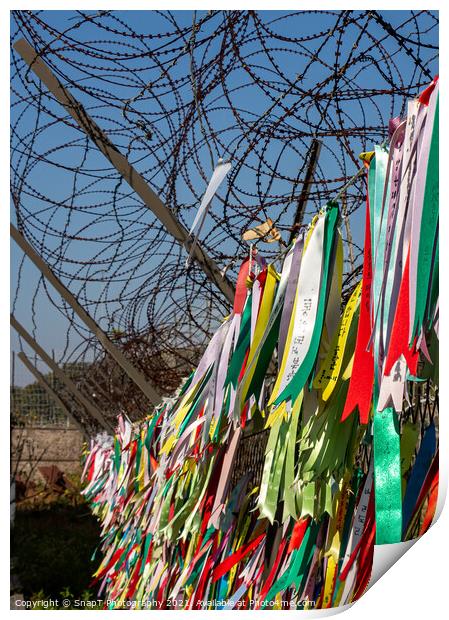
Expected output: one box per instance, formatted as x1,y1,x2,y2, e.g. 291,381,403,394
233,259,252,314
212,533,265,582
191,556,214,607
157,572,169,607
91,547,123,583
288,516,310,552
383,250,418,377
126,556,143,600
341,192,374,424
352,525,375,601
419,75,439,106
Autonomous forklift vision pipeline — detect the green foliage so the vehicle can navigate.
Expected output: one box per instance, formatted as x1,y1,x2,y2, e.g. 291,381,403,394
12,505,101,600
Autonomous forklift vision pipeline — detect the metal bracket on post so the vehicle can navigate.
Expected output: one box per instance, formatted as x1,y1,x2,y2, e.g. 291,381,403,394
13,38,235,305
17,352,90,441
11,223,161,408
11,314,113,433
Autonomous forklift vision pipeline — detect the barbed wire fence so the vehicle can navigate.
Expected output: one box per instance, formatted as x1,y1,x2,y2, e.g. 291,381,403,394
10,9,439,432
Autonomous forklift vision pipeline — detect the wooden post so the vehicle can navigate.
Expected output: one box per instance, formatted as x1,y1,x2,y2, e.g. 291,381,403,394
11,223,161,407
11,314,113,433
288,139,322,245
17,352,90,441
13,38,235,305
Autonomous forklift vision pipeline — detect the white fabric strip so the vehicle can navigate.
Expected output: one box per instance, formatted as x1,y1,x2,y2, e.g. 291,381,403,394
189,161,231,236
277,214,326,396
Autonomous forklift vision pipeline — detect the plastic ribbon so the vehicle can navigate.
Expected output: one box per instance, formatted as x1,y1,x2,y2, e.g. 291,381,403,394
341,193,373,424
186,160,231,265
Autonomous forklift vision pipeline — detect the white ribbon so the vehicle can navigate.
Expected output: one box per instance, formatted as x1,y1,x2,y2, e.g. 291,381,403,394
186,160,231,266
276,215,326,396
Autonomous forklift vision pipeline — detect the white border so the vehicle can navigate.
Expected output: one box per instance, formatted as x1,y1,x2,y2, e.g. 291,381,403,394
3,2,446,618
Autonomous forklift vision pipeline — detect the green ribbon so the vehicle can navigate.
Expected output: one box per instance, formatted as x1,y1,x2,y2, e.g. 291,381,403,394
265,422,289,521
427,235,438,326
337,469,363,572
412,94,439,339
258,414,288,522
245,310,282,402
373,407,402,543
226,294,253,389
283,397,302,521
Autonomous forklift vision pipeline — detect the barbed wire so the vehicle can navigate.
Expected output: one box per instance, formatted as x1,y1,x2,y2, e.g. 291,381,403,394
10,9,438,427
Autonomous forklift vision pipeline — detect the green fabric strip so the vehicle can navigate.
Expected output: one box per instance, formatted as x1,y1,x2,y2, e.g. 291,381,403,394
226,295,252,388
412,95,439,339
373,407,402,543
245,309,282,402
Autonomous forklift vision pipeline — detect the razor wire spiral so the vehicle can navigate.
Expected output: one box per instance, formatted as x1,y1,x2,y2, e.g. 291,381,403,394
10,10,438,428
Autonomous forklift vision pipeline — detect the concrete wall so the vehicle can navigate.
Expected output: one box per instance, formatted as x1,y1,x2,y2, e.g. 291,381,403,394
11,426,85,484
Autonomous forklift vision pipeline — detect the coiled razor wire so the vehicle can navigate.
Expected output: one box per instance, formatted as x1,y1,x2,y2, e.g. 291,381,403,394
10,10,438,429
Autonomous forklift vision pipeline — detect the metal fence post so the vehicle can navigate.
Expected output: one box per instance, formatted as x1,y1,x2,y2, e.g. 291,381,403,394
11,314,113,433
11,223,161,408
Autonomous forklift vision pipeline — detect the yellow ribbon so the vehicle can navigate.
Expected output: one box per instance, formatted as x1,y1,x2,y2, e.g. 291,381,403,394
313,280,362,400
239,264,279,406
